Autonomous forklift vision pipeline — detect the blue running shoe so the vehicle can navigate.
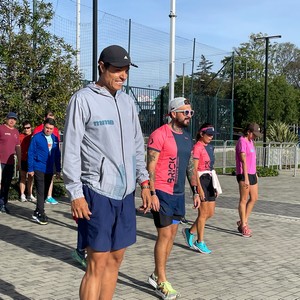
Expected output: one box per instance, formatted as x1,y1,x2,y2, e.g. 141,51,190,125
182,228,194,248
193,241,212,254
45,196,58,205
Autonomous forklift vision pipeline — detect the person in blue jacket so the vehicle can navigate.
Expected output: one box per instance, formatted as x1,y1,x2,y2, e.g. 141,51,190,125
28,118,61,225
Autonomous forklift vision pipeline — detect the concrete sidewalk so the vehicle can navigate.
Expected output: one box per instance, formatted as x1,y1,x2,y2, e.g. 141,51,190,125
0,172,299,300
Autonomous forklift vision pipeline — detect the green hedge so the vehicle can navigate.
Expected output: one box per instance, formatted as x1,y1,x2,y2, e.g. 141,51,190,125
215,166,279,177
8,177,67,200
256,166,279,177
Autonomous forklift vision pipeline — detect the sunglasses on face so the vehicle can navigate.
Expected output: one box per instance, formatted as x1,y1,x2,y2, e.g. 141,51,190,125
24,126,31,129
174,110,194,117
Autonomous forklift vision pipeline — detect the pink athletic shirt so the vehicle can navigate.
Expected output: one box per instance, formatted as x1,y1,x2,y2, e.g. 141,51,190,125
147,124,193,195
193,141,215,171
0,125,20,165
235,136,257,175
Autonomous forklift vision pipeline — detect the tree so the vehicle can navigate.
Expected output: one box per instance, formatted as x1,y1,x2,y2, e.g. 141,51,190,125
230,33,300,128
0,0,82,128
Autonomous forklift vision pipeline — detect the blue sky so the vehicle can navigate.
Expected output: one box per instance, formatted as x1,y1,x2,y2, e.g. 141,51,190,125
51,0,300,51
44,0,299,87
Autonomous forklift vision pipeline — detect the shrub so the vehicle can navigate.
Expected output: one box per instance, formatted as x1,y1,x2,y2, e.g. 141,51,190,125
7,177,67,200
8,180,20,200
256,166,279,177
53,181,67,197
215,166,279,177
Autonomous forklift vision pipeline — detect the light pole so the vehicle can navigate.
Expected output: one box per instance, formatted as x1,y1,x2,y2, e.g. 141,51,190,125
92,0,98,82
169,0,176,103
254,35,281,166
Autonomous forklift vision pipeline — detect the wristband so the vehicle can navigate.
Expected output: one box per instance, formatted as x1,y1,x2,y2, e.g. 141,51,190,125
141,185,150,189
140,180,150,186
150,190,156,196
192,185,198,195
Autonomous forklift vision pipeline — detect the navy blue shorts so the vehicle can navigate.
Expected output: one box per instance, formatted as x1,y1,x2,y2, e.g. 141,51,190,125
77,185,136,252
152,189,185,228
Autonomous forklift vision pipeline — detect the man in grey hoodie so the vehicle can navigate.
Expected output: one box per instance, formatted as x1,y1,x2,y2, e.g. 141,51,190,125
63,45,153,300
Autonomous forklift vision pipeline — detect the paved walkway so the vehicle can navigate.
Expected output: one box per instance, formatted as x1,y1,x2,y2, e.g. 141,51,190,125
0,172,299,300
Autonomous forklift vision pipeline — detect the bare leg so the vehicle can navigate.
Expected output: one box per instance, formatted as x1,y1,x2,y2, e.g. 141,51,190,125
154,224,178,283
47,177,54,197
195,202,215,242
99,248,125,300
79,247,126,300
238,181,250,226
245,183,258,223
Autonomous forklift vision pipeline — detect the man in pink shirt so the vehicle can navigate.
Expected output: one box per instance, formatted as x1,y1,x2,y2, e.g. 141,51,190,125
147,97,200,299
235,123,262,237
0,112,21,213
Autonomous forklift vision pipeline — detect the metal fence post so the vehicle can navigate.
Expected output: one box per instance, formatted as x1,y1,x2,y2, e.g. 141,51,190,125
222,140,227,174
294,144,298,177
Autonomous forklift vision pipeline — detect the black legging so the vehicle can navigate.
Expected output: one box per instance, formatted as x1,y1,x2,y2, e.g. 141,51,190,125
34,170,53,214
0,163,14,205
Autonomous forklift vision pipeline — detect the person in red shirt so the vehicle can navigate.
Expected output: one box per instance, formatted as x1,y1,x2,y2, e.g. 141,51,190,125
33,111,60,140
0,112,21,213
19,120,36,203
33,110,60,205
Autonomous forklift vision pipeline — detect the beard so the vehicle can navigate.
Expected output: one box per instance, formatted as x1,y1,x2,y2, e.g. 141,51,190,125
175,118,190,128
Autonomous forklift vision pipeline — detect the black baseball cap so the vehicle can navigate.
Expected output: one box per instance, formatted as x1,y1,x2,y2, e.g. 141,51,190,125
247,123,262,137
98,45,138,68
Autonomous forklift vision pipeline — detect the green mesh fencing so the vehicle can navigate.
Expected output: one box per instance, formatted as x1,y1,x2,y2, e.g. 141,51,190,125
191,95,233,140
49,2,231,90
124,86,233,139
48,1,233,137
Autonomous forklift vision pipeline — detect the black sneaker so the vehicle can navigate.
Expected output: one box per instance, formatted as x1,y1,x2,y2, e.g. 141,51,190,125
32,211,48,225
180,216,188,224
0,205,10,214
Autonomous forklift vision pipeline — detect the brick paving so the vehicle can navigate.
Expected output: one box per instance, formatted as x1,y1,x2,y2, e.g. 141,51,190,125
0,172,299,300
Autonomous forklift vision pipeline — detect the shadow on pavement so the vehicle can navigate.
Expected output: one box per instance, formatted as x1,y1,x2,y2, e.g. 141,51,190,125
0,223,81,269
5,201,77,232
118,272,161,299
0,279,31,300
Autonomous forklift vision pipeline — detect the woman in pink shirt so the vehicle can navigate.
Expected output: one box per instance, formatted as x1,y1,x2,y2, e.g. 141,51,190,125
235,123,262,237
182,123,219,254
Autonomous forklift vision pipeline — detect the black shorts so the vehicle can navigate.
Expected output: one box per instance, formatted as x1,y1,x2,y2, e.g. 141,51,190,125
21,160,28,172
200,174,216,201
236,173,257,185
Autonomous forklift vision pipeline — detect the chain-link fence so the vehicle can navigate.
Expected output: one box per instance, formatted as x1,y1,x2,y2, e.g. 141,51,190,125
125,86,233,139
49,1,231,90
48,1,234,136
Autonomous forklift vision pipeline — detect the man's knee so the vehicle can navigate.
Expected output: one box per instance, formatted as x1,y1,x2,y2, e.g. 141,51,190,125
106,249,126,271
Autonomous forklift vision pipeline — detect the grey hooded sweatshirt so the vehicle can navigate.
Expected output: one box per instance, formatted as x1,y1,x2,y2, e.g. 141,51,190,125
63,83,149,201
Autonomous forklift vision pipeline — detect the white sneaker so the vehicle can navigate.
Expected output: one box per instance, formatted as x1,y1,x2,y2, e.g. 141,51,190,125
20,194,27,202
28,195,37,203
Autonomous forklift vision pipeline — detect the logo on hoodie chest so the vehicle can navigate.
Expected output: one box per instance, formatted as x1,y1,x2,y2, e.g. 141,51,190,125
93,120,114,126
